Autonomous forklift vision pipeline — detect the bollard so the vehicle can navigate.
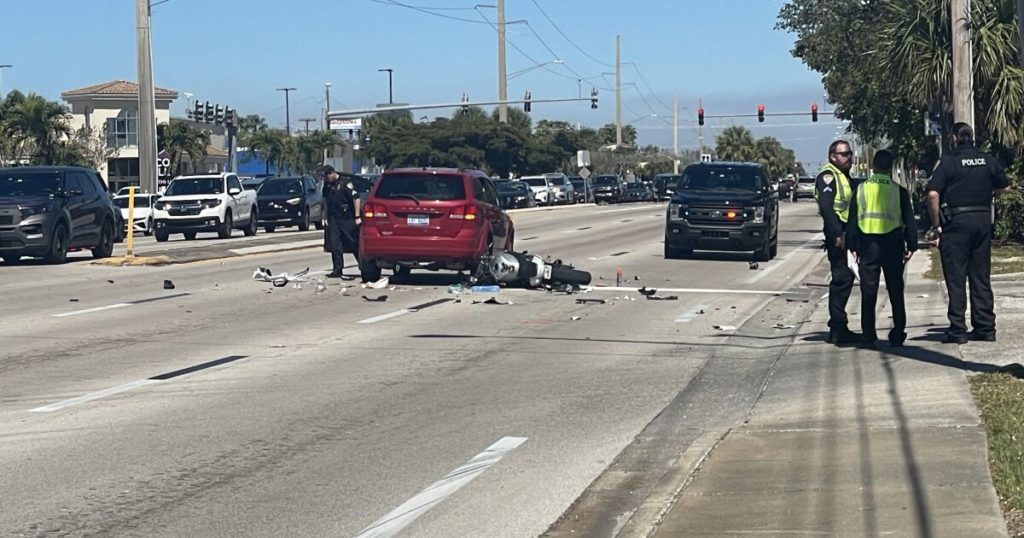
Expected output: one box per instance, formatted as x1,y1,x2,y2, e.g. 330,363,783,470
615,266,623,287
125,186,136,257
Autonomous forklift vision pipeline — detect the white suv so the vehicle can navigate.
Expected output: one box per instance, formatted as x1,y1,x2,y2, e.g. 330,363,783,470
152,173,259,241
521,176,554,206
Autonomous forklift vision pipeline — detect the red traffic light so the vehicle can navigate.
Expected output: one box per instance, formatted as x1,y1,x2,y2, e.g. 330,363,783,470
757,104,765,123
698,107,705,126
811,103,819,122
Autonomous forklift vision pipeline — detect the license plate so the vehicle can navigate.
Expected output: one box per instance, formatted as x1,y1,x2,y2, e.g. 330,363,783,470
407,215,429,226
543,265,552,279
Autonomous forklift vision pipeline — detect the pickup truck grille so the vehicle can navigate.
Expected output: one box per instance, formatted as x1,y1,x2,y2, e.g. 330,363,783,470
685,205,746,227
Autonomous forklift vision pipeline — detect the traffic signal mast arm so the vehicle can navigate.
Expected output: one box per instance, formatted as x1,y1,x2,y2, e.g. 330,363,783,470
700,111,836,119
327,95,596,119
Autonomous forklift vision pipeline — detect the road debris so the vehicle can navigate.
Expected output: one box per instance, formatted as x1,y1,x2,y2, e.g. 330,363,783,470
471,285,501,293
570,316,582,321
314,280,327,294
917,294,930,298
576,298,607,305
362,295,388,302
749,261,759,270
253,266,310,287
69,298,79,302
448,284,465,294
107,280,115,284
638,286,657,297
713,325,737,331
367,277,390,289
646,294,679,301
163,280,175,290
476,297,512,305
773,323,796,329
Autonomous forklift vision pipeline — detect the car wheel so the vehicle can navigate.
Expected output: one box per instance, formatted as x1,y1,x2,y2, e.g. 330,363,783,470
755,240,771,262
770,234,779,258
2,254,20,264
91,221,115,259
144,218,153,236
314,219,324,230
184,232,197,241
664,239,681,260
218,211,233,239
155,230,169,242
359,258,382,282
298,208,311,232
243,209,258,236
44,223,69,264
265,226,276,233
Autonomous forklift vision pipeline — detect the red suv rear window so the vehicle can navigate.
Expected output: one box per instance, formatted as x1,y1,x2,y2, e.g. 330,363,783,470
375,174,466,201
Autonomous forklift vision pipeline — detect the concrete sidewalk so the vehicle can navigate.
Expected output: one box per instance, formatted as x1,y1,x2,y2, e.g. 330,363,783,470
652,250,1015,537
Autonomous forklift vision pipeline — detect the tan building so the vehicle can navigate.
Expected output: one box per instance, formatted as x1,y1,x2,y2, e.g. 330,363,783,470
61,80,178,192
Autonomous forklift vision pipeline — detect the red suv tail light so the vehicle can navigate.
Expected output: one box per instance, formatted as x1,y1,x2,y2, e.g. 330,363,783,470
449,204,478,220
363,202,388,218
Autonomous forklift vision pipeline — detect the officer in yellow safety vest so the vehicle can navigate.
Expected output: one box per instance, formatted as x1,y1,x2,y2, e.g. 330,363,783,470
846,149,917,349
814,139,859,344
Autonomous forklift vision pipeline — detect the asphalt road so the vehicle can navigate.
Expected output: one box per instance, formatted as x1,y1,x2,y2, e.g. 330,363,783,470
0,200,829,537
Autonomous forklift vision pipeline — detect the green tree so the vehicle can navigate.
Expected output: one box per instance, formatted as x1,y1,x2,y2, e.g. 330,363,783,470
157,120,210,176
284,130,344,174
715,126,758,162
246,129,288,175
597,123,638,146
237,114,268,146
3,92,73,165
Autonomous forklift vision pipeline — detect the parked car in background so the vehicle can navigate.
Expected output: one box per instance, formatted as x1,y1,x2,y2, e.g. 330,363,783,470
622,182,656,202
256,175,324,232
0,166,121,264
346,173,375,204
241,176,268,191
113,192,160,236
521,175,554,206
496,180,535,209
591,174,625,204
792,175,816,201
545,173,575,205
152,173,258,242
359,167,514,281
568,176,588,203
654,173,681,200
777,176,796,199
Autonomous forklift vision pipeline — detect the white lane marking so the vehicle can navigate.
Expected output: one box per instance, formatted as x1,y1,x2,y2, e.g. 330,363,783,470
357,309,412,324
52,303,133,318
743,233,825,285
588,286,791,295
675,304,710,323
355,436,528,538
30,379,161,413
595,206,662,214
229,239,323,255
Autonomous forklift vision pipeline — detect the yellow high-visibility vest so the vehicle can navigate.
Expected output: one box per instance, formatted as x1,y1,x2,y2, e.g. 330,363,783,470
856,173,902,234
813,162,852,223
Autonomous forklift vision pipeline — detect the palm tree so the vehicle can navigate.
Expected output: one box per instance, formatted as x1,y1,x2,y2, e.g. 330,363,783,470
715,126,757,162
247,128,288,175
3,92,73,165
157,120,210,176
237,114,269,146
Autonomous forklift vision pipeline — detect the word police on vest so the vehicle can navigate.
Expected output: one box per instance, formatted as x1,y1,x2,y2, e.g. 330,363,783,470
962,158,987,166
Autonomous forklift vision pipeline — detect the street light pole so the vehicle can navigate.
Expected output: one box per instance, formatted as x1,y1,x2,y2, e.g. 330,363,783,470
276,87,296,135
952,0,974,131
497,0,508,123
135,0,157,194
0,65,12,100
377,68,394,104
615,34,622,148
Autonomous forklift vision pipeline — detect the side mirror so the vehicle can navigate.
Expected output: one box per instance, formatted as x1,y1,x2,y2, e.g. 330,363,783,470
228,187,241,196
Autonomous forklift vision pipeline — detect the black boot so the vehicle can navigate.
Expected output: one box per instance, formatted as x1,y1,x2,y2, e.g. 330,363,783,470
888,330,907,347
828,328,861,345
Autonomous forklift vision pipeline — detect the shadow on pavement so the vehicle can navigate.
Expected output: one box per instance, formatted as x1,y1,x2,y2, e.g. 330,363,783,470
409,333,793,351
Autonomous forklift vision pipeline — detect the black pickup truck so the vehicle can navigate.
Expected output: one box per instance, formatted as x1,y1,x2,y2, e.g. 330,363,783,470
664,161,779,261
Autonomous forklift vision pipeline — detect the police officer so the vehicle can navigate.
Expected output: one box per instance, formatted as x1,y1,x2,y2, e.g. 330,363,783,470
926,122,1012,343
321,165,361,280
815,139,860,344
846,150,917,348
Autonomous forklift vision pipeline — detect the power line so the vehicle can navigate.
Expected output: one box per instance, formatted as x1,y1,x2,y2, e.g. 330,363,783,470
368,0,490,24
623,62,672,113
528,0,614,69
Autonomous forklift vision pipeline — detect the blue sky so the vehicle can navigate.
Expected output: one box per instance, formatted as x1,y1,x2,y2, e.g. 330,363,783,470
0,0,844,167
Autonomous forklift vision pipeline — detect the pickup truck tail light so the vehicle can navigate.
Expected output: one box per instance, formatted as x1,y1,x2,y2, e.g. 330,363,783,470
449,204,478,220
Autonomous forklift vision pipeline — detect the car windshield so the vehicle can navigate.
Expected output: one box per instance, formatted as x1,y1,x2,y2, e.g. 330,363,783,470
679,167,762,192
259,179,303,196
242,179,264,190
798,177,815,184
114,196,152,208
0,171,62,196
164,178,223,196
495,182,519,193
374,174,466,201
521,177,547,188
593,176,619,186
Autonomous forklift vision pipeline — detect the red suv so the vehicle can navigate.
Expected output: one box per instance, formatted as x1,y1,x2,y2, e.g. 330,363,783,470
358,167,514,281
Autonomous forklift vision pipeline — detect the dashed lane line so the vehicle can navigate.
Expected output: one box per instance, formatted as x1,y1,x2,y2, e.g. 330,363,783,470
52,292,191,318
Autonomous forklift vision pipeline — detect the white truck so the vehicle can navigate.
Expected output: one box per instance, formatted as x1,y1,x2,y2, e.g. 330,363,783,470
152,173,258,242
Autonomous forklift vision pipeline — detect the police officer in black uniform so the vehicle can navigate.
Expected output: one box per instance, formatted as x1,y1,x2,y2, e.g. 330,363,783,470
322,165,360,280
846,150,917,348
926,122,1011,344
815,139,860,344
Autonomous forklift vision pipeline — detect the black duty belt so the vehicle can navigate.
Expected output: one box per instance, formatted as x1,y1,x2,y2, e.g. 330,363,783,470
950,205,990,215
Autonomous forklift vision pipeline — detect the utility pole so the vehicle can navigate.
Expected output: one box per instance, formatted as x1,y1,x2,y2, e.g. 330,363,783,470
277,87,296,135
299,117,316,134
497,0,508,123
135,0,157,194
615,34,622,148
698,97,704,155
952,0,974,131
673,93,679,174
377,68,394,104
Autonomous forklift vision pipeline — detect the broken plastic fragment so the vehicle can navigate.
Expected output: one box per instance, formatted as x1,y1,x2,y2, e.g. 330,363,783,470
713,325,737,331
646,294,678,301
362,295,388,302
163,280,175,290
369,277,390,289
570,316,582,321
576,298,607,305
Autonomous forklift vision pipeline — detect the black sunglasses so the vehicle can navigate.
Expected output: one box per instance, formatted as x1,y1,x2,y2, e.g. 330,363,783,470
832,151,853,157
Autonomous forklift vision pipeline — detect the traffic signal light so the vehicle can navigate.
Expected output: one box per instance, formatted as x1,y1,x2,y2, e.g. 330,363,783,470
524,91,532,112
203,101,214,123
811,103,818,122
214,105,224,124
224,107,236,128
757,104,765,123
590,88,598,109
461,92,469,115
192,101,203,122
698,107,705,126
